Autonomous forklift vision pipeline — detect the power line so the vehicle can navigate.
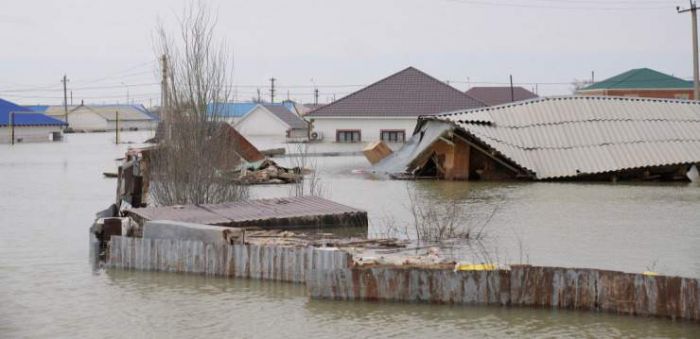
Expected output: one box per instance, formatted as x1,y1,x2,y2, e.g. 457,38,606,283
439,0,669,11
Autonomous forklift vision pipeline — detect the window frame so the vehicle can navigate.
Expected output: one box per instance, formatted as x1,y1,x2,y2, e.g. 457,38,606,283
336,129,362,143
380,129,406,143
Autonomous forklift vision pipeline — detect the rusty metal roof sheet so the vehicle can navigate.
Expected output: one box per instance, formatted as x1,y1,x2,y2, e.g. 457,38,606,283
127,196,366,228
433,96,700,179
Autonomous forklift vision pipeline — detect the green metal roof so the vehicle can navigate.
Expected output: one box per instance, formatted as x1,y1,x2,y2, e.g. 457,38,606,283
582,68,693,90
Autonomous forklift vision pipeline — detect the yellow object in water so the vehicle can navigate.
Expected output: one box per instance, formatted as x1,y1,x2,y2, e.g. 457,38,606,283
454,263,497,271
643,271,658,276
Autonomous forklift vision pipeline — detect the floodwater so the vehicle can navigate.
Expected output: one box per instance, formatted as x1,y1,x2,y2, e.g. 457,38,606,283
1,131,699,338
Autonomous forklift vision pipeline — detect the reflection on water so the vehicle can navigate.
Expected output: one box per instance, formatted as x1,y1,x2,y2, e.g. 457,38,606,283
1,132,699,337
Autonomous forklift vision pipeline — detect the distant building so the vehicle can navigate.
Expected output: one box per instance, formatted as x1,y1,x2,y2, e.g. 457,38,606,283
234,103,308,139
465,86,538,106
1,98,66,143
26,104,158,132
577,68,694,100
305,67,484,144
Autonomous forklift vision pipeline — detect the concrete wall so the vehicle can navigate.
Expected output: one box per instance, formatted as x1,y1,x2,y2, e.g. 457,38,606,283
107,236,352,283
310,116,418,143
0,126,62,144
307,265,700,322
235,106,288,137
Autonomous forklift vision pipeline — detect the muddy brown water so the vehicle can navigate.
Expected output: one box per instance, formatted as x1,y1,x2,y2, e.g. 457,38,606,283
1,131,699,337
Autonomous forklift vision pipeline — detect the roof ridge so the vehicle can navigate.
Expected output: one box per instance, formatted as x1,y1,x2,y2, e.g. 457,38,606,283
306,66,481,116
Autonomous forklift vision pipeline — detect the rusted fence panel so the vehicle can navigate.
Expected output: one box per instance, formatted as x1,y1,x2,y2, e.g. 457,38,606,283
107,236,352,283
308,265,700,322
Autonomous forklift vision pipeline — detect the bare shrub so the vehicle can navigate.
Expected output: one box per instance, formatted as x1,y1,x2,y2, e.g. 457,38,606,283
149,2,248,206
287,143,324,197
404,185,482,242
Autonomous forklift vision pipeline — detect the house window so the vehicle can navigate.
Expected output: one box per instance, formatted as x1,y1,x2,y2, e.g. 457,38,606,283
336,130,361,143
380,130,405,143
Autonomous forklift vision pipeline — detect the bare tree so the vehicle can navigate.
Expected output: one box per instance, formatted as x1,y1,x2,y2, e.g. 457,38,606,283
149,2,248,206
287,143,324,197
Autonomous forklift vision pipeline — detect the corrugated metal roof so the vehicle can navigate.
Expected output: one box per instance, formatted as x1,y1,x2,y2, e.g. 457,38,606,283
434,96,700,179
34,104,158,121
0,98,67,127
307,67,485,117
128,196,365,227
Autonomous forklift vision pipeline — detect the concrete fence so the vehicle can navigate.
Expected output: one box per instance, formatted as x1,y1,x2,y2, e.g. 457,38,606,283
107,236,352,283
306,266,700,322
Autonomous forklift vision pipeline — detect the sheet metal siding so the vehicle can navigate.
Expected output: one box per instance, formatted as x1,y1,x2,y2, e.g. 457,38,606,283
308,266,700,321
438,97,700,179
107,236,352,283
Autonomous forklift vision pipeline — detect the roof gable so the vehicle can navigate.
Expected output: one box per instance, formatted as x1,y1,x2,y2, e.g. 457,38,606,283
261,104,308,129
208,102,258,118
465,86,538,106
582,68,693,90
307,67,485,117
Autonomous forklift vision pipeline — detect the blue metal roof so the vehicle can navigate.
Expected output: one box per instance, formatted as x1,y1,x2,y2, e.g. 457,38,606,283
0,98,67,127
208,102,257,118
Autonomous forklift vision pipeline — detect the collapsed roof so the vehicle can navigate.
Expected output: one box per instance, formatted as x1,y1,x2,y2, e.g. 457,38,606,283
374,96,700,180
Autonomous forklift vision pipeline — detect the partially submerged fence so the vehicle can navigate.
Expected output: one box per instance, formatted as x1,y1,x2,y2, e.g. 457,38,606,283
306,266,700,322
105,235,700,322
107,235,351,283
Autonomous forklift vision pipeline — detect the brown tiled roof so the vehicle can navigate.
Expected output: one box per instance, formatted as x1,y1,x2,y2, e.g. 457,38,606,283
262,104,308,129
464,86,538,106
306,67,485,117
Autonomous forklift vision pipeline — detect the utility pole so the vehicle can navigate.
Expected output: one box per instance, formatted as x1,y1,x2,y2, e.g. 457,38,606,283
256,88,261,103
115,110,120,144
509,74,515,102
269,77,276,103
679,1,700,100
160,54,168,122
314,88,319,105
62,75,69,125
70,91,73,105
591,71,595,84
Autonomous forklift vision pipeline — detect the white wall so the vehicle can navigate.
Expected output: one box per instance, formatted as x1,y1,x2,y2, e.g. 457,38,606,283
0,126,62,144
68,110,109,131
234,106,288,137
309,116,419,143
106,120,157,131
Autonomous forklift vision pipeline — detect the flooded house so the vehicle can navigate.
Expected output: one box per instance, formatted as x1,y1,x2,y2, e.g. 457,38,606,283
26,103,158,132
305,67,484,144
233,103,309,140
372,96,700,181
1,98,66,143
577,68,694,100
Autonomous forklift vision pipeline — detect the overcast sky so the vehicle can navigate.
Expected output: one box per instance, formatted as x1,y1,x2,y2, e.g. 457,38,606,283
0,0,692,105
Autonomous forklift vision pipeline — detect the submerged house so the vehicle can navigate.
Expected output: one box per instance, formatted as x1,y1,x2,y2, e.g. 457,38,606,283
1,98,66,143
27,104,158,132
577,68,694,100
374,96,700,181
234,103,308,140
465,86,538,106
306,67,484,144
